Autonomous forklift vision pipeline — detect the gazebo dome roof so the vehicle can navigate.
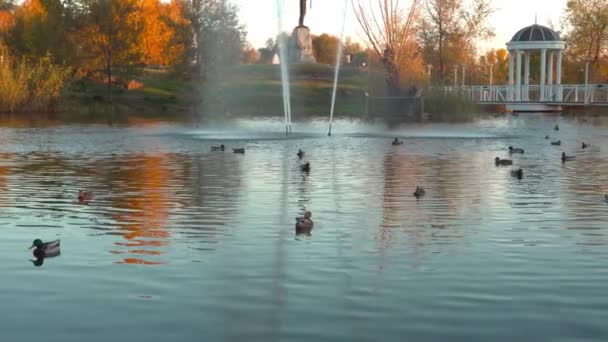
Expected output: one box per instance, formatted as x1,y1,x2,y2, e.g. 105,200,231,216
511,24,561,42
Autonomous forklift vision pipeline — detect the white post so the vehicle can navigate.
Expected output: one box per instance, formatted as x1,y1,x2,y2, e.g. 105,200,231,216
556,50,563,101
548,51,554,101
540,48,547,101
585,61,589,103
454,66,458,88
524,52,530,100
516,49,522,101
508,50,514,101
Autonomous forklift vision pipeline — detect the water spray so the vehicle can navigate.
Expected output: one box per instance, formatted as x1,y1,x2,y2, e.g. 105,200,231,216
328,0,348,136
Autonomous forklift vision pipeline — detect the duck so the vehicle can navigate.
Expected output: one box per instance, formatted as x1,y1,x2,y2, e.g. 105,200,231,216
561,152,575,162
554,124,559,131
295,211,314,234
413,186,426,198
582,142,590,149
550,140,561,146
211,144,225,151
508,146,525,154
29,239,60,259
545,135,550,140
511,168,523,179
232,148,245,154
297,149,305,159
605,194,608,202
300,162,310,173
494,157,513,166
78,190,94,203
392,138,403,146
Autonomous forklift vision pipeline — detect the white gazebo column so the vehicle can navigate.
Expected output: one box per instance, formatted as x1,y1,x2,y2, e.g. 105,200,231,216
524,52,530,100
548,51,554,101
556,50,563,101
508,50,515,101
516,50,522,101
540,48,547,101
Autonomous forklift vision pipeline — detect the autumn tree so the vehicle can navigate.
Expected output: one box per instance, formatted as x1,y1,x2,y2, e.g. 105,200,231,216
352,0,421,95
562,0,608,82
78,0,143,102
139,0,190,67
312,33,338,65
0,0,15,46
257,38,275,64
8,0,71,62
418,0,494,84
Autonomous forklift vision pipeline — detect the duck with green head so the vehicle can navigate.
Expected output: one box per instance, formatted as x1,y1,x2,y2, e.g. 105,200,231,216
29,239,61,259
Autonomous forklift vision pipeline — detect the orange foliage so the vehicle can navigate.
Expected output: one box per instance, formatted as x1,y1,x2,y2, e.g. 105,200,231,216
139,0,189,66
0,11,15,33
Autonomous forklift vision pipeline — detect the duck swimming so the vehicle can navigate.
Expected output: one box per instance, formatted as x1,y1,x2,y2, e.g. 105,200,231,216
295,211,314,234
582,142,590,149
29,239,60,259
545,135,550,140
511,168,523,179
300,162,310,172
550,140,561,146
562,152,575,162
78,190,94,203
495,157,513,166
554,124,559,131
297,149,305,159
392,138,403,146
508,146,525,154
413,186,426,198
232,148,245,154
211,144,225,151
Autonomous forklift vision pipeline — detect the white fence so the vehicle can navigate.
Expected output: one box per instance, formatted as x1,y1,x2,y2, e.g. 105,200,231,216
440,84,608,104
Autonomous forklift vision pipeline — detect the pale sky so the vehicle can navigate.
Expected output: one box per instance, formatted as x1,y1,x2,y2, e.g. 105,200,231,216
233,0,569,52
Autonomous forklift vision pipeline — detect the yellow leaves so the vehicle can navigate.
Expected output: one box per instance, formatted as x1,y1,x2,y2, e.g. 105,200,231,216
139,0,189,66
0,10,15,33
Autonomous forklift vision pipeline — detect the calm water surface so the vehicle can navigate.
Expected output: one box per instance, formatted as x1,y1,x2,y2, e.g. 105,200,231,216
1,115,608,341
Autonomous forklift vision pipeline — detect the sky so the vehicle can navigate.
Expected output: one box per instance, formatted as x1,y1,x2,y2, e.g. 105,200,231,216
233,0,569,52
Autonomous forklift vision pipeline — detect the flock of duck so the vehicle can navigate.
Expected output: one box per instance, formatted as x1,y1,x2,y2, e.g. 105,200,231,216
494,124,590,181
28,127,608,264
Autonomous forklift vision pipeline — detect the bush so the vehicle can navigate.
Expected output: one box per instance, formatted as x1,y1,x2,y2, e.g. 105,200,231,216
0,50,71,112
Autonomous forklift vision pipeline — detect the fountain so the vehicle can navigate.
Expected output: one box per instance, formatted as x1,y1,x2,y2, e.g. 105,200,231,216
328,0,348,136
275,0,293,135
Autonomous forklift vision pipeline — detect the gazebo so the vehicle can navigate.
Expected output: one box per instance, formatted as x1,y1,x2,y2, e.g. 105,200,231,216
506,24,566,104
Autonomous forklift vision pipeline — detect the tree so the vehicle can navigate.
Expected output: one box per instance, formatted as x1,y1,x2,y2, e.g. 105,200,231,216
562,0,608,82
185,0,245,75
352,0,421,95
78,0,143,103
257,38,276,64
139,0,190,66
241,44,258,64
312,33,338,65
419,0,494,84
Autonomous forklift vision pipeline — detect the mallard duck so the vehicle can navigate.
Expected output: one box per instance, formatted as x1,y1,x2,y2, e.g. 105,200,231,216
550,140,561,146
562,152,575,162
511,168,523,179
297,149,305,159
495,157,513,166
300,162,310,172
413,186,426,198
508,146,525,154
295,211,314,234
232,148,245,154
78,190,94,203
554,124,559,131
211,144,225,151
582,142,590,149
29,239,60,258
392,138,403,146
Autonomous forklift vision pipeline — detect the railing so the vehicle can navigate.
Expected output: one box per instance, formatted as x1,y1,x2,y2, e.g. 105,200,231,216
439,84,608,104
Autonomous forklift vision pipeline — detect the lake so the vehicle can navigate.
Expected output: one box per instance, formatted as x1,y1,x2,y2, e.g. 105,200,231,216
1,114,607,341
